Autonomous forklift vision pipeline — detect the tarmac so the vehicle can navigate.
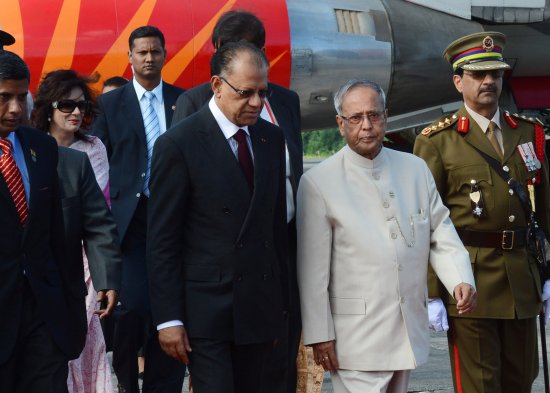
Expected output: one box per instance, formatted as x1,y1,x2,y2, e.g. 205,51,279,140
112,324,550,392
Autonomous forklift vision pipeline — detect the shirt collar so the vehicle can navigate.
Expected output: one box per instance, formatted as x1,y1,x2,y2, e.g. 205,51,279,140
208,96,249,140
133,78,164,103
464,104,501,134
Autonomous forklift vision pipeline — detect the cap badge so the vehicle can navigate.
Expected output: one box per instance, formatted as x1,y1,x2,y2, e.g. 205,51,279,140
482,36,494,52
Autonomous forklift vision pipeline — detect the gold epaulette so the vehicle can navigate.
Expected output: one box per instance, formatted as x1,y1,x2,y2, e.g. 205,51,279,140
420,113,459,137
511,113,544,127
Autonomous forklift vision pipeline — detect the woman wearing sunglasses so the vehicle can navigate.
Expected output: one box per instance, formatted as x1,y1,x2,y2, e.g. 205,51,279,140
32,69,119,393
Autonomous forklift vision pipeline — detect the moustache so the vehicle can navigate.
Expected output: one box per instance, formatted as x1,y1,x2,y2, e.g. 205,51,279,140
479,86,497,93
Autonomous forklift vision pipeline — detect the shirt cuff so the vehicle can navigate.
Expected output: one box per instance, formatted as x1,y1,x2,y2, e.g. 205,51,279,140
157,320,184,331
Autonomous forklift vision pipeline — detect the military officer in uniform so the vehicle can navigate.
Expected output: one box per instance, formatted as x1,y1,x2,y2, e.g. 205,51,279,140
414,31,550,393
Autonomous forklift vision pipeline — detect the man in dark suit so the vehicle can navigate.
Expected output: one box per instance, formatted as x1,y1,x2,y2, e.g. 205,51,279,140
57,146,121,316
92,25,185,393
148,41,288,393
0,50,86,392
171,11,303,393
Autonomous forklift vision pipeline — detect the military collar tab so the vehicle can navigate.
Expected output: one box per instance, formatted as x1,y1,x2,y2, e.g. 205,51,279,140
420,113,459,137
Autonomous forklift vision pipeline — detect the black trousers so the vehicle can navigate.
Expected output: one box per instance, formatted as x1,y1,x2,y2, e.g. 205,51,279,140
188,338,272,393
263,220,302,393
112,196,186,393
0,281,68,393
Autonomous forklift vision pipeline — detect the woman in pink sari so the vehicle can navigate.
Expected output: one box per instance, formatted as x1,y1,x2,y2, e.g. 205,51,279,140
32,69,117,393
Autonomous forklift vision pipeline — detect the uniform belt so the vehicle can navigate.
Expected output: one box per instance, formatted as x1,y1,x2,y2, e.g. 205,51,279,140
456,228,527,250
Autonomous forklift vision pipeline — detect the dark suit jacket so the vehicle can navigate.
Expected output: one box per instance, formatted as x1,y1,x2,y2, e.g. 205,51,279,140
57,146,122,292
172,82,303,199
147,105,288,345
0,127,86,363
92,81,184,241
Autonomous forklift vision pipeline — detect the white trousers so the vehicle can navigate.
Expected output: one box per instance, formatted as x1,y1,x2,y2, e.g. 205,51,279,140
331,369,411,393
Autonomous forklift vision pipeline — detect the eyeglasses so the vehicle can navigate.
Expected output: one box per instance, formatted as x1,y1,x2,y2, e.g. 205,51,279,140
52,100,91,114
463,69,504,80
340,111,385,125
220,77,271,100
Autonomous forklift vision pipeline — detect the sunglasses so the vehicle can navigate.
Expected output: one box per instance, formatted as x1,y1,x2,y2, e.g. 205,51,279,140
220,77,271,100
52,100,91,114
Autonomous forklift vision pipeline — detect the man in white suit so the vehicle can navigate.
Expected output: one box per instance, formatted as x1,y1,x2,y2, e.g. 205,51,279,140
297,79,477,393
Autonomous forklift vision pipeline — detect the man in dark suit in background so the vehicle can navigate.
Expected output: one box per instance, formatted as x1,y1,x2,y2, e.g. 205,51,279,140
0,50,86,392
171,11,303,393
148,41,288,393
92,25,185,393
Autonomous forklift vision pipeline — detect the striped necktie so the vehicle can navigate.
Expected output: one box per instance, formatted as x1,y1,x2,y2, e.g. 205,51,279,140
143,91,160,196
0,138,28,225
487,121,503,160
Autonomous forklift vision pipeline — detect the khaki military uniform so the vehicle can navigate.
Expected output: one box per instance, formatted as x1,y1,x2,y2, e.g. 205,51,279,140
414,105,550,393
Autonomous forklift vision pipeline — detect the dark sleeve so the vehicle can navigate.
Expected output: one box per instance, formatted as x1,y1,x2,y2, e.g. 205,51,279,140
78,153,122,291
171,92,201,127
147,133,189,325
91,96,111,158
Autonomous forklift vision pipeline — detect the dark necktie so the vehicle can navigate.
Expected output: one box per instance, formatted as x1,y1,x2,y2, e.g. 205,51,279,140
487,121,503,160
0,138,28,225
234,129,254,190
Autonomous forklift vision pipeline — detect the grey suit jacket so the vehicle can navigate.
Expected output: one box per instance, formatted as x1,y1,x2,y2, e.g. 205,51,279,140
57,146,122,292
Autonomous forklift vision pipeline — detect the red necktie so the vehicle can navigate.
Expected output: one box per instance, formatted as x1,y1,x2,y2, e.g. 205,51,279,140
0,138,28,225
234,129,254,190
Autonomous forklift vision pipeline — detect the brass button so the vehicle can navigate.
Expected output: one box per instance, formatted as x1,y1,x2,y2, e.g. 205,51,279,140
503,166,510,172
509,189,514,196
136,192,141,198
509,215,515,222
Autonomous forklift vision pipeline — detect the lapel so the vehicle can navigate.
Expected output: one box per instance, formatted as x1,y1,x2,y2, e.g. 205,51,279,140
460,106,503,162
121,84,147,147
501,111,521,163
236,121,271,241
162,83,178,127
198,108,252,204
15,128,38,237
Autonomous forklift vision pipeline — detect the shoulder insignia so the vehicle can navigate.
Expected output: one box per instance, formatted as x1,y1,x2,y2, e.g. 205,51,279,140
511,112,544,126
421,113,458,137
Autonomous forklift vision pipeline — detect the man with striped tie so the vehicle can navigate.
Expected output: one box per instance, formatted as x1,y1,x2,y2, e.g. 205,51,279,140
92,25,185,393
0,50,87,392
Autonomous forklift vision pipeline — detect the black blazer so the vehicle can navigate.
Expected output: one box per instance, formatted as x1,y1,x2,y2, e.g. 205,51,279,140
57,146,122,292
0,128,86,362
171,82,303,199
92,82,184,240
147,105,288,345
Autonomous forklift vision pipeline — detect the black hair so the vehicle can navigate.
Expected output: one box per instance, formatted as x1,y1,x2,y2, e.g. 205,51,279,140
129,26,165,50
103,76,129,89
210,41,269,78
0,50,30,82
212,11,265,50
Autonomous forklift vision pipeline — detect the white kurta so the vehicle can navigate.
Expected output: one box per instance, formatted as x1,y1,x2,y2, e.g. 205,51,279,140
297,146,475,371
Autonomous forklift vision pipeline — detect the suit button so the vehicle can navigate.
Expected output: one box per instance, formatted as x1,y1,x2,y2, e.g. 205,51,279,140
509,215,515,222
222,207,231,214
400,297,405,303
391,233,397,239
383,202,390,208
509,189,514,196
141,173,146,178
136,192,141,198
263,274,268,280
503,165,510,172
237,242,244,248
237,275,243,281
264,241,270,248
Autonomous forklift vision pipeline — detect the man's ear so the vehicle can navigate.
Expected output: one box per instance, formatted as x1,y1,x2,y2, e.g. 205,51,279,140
453,74,463,94
211,75,222,97
336,115,345,136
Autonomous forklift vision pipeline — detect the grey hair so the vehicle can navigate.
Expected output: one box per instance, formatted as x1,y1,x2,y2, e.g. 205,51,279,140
333,79,386,115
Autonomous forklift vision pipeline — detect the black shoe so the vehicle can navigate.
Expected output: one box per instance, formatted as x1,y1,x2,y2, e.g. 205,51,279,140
138,372,144,380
